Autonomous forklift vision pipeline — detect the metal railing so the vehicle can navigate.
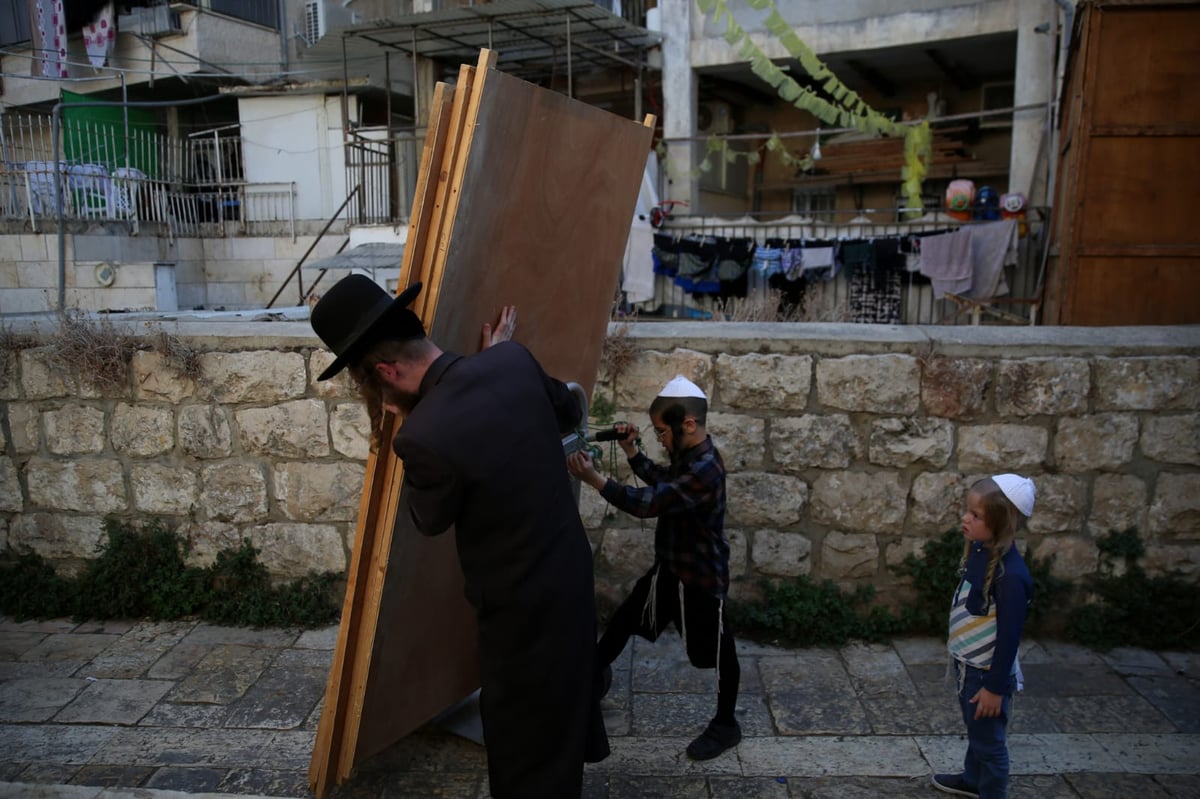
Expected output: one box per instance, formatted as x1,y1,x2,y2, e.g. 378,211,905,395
642,210,1047,326
0,113,294,237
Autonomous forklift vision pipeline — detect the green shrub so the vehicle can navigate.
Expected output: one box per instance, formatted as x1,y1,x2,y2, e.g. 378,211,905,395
729,576,902,647
1066,529,1200,651
0,517,341,628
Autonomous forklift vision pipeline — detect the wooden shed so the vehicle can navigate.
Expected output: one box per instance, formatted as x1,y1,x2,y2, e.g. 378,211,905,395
1042,0,1200,325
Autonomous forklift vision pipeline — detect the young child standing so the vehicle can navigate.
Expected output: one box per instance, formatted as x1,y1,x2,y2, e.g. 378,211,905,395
933,474,1036,799
566,375,742,761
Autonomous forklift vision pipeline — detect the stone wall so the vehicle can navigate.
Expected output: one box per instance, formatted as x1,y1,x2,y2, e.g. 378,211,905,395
1,319,1197,608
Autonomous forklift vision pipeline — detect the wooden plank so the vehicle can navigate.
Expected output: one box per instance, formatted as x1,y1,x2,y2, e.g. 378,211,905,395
314,47,654,791
308,81,458,799
1065,256,1200,325
350,53,494,769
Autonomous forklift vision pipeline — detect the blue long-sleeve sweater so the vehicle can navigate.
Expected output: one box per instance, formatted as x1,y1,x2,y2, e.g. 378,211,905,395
950,541,1034,694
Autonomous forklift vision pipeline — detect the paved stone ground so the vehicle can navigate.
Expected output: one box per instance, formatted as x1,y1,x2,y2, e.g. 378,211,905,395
1,616,1198,798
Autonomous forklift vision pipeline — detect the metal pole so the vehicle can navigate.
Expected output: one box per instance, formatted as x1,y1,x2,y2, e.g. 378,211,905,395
566,15,573,99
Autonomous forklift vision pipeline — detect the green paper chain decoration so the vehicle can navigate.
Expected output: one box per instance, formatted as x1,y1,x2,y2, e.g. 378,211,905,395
667,0,932,217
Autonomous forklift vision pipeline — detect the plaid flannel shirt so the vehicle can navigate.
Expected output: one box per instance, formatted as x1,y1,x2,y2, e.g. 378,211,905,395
599,436,729,596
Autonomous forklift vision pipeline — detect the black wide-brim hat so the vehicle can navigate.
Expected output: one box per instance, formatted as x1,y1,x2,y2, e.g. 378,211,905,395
311,275,425,381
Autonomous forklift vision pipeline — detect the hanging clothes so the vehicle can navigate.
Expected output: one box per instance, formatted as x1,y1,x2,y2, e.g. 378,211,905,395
920,228,973,299
82,2,116,69
30,0,69,78
715,237,754,299
964,219,1020,298
622,219,657,304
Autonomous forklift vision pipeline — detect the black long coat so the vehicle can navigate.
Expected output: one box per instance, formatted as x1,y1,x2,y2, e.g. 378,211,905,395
393,341,608,798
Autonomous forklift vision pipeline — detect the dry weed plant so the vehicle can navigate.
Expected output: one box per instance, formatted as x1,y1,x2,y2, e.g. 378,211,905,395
50,309,135,393
152,329,204,380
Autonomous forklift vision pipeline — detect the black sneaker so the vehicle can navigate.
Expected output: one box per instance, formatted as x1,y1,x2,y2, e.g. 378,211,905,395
685,719,741,761
930,773,979,798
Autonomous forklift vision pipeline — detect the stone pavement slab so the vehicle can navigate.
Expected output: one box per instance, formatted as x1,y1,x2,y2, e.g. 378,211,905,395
3,619,1200,798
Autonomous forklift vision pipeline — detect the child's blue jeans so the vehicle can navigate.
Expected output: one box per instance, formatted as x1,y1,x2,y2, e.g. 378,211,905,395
956,661,1018,799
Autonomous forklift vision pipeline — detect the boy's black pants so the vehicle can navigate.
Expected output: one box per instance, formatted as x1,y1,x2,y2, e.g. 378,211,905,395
597,564,740,724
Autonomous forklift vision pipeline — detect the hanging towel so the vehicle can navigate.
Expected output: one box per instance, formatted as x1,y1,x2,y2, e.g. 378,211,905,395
622,218,657,304
30,0,69,78
964,219,1019,298
82,3,117,69
920,228,973,299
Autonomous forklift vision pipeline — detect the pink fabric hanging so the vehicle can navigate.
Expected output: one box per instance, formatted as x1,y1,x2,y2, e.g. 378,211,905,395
82,3,117,69
30,0,69,78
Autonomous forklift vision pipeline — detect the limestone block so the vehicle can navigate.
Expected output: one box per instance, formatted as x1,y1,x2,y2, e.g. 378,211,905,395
706,412,766,471
110,403,175,457
772,414,859,471
1142,543,1199,578
178,404,233,459
868,417,952,468
1032,536,1098,579
1141,414,1200,466
179,520,244,568
130,464,199,515
235,399,329,458
715,352,811,411
1094,357,1199,411
1148,474,1200,538
43,405,106,455
1026,474,1086,536
7,403,40,453
750,529,812,577
0,457,22,512
956,424,1048,472
25,457,126,512
1088,474,1148,538
816,354,920,414
578,487,619,529
273,461,366,522
909,472,966,534
607,349,712,408
820,530,880,579
245,522,347,578
329,402,370,461
1054,414,1139,472
599,526,656,577
994,358,1089,417
199,462,268,523
727,528,748,579
309,351,357,399
921,358,990,420
884,537,928,569
0,350,17,401
131,350,196,402
9,513,105,561
20,346,73,399
196,350,306,403
727,471,807,527
811,472,906,534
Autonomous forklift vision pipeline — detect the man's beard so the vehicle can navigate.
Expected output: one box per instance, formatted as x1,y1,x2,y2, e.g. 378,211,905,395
383,386,421,416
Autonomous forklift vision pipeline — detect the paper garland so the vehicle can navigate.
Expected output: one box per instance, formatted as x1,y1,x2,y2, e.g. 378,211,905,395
668,0,930,217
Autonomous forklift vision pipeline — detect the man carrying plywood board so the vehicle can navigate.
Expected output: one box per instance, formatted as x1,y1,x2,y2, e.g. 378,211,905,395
307,50,656,798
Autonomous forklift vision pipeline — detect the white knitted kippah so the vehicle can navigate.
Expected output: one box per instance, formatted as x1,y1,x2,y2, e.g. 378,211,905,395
658,375,707,399
992,473,1036,517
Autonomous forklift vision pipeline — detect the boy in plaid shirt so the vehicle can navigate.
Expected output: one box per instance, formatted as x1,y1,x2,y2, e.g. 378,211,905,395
567,375,741,760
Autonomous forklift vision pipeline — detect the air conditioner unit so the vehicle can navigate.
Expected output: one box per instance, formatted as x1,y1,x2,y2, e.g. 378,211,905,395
697,101,733,136
118,4,182,37
304,0,360,45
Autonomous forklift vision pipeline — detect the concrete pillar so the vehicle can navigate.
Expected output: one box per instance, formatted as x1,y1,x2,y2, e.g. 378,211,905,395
659,0,697,210
1010,0,1056,205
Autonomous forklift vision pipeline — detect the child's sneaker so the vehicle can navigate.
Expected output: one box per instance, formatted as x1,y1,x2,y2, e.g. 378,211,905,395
685,719,741,760
930,773,979,798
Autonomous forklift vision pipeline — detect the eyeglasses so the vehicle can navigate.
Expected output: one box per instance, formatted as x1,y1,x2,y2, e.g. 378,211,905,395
653,426,670,440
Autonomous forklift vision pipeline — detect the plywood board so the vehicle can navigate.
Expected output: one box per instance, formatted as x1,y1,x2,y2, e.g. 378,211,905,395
310,50,654,796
